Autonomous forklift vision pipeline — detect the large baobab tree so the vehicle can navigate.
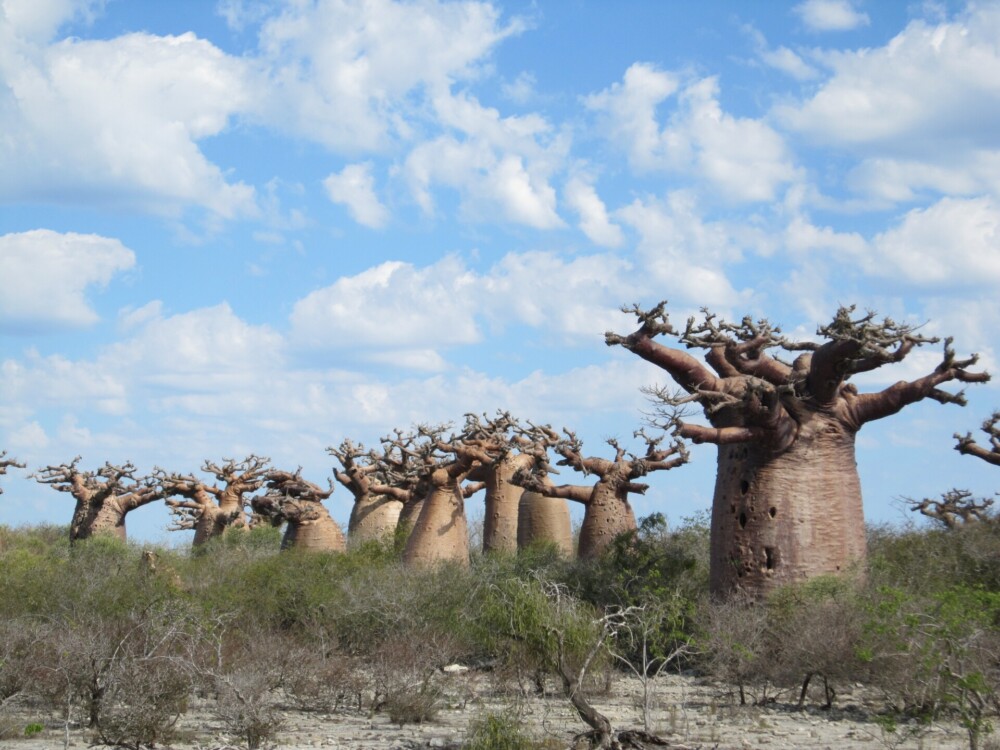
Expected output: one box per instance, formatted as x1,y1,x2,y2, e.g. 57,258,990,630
956,411,1000,467
606,302,990,594
517,490,574,556
329,439,402,546
158,456,269,546
0,451,25,493
33,458,164,542
514,429,688,559
251,469,346,552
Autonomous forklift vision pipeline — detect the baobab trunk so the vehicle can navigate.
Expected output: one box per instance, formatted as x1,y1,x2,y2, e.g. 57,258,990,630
711,414,865,593
282,512,347,552
475,453,534,554
576,482,639,560
517,491,573,556
348,494,402,545
403,479,469,567
71,499,130,542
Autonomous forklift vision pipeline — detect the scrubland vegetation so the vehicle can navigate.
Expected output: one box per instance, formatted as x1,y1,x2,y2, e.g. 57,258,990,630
1,511,999,750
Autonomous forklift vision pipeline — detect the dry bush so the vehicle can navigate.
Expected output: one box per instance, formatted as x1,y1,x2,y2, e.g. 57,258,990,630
196,624,292,750
281,634,365,713
695,594,776,705
764,577,866,709
368,627,464,724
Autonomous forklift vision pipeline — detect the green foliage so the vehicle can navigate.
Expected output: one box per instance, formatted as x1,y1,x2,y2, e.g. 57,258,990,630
465,712,543,750
23,722,44,736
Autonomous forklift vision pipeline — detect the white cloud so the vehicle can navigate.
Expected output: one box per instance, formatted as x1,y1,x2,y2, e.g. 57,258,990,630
615,191,751,308
323,162,389,229
793,0,870,32
290,257,481,353
868,196,1000,286
1,0,105,41
761,45,820,81
564,176,625,248
501,71,537,105
586,66,797,202
0,29,257,217
777,5,1000,154
252,0,522,152
0,230,134,332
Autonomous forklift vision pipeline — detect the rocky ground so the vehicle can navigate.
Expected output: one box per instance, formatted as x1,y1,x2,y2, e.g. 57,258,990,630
0,670,974,750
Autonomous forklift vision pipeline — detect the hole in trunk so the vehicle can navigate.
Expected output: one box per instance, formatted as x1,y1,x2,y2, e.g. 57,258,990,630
740,480,750,495
769,506,777,518
764,546,776,571
738,512,747,529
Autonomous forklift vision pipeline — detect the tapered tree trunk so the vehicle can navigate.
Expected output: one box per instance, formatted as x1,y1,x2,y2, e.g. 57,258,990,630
517,491,573,556
710,413,866,595
191,502,249,547
71,500,128,542
403,482,469,567
577,484,638,560
397,495,425,532
480,455,533,554
348,494,403,546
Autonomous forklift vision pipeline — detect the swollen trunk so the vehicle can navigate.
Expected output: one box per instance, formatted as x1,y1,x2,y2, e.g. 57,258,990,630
403,483,469,567
710,415,866,595
517,492,573,556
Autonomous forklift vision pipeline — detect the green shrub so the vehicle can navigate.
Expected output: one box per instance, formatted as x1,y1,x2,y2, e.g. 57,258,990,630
465,712,539,750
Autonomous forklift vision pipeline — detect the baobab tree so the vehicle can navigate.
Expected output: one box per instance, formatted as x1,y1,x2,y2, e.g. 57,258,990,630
393,424,488,567
158,456,269,546
909,489,994,528
956,411,1000,467
0,451,25,493
33,457,164,542
513,429,688,559
329,439,402,546
251,469,346,552
606,302,990,594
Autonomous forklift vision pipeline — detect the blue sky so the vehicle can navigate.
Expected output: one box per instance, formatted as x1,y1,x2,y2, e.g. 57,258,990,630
1,0,998,543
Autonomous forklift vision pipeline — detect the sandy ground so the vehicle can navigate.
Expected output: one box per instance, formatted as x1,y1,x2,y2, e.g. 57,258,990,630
0,670,972,750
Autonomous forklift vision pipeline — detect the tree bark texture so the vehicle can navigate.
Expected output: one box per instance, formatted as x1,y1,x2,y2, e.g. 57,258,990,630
347,494,402,545
403,476,469,567
709,413,865,594
517,491,574,556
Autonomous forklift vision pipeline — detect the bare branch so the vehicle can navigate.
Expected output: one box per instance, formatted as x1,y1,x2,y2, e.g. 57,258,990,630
908,489,995,529
955,411,1000,467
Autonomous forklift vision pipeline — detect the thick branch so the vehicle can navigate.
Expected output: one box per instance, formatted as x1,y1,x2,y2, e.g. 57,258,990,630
850,338,990,426
955,411,1000,467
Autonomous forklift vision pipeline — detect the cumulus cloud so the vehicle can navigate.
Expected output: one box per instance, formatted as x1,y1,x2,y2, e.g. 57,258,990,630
402,90,567,229
586,65,797,202
252,0,522,151
615,191,751,308
777,5,1000,155
1,0,105,42
868,196,1000,286
793,0,870,32
323,163,390,228
0,230,134,332
564,176,625,248
0,28,256,217
290,257,481,355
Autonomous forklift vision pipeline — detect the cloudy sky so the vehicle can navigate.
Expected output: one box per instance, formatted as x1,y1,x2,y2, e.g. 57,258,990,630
2,0,998,543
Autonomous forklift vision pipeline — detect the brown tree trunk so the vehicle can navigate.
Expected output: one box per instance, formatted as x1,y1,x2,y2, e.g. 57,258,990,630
71,499,127,542
710,412,866,595
403,481,469,567
348,494,403,546
577,483,637,560
481,455,533,554
282,512,347,552
397,495,425,532
517,491,573,556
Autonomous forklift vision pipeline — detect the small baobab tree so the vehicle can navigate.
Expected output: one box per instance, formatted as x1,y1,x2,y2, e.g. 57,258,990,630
908,489,994,529
329,439,402,546
956,411,1000,468
251,469,346,552
158,455,269,546
606,302,990,595
0,451,25,493
513,428,688,560
33,457,164,543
